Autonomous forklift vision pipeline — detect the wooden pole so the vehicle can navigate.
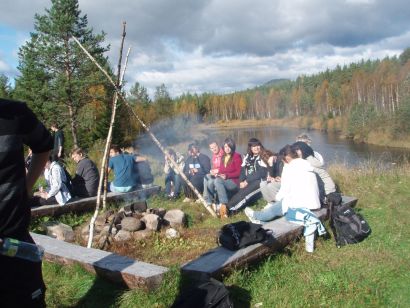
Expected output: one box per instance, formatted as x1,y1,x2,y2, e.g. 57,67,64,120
72,35,217,218
102,26,129,210
85,22,129,248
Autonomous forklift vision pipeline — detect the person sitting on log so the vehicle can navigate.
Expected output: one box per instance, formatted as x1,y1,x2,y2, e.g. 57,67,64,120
296,133,324,165
164,148,184,199
108,144,138,193
259,148,283,203
244,144,320,224
221,138,267,217
203,138,242,217
182,143,211,203
202,141,224,206
70,147,100,197
292,141,336,205
32,154,72,206
124,146,155,189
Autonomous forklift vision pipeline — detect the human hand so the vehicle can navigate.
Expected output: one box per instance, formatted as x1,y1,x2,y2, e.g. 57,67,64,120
274,176,281,182
210,169,218,176
218,174,227,180
266,175,274,182
239,181,248,189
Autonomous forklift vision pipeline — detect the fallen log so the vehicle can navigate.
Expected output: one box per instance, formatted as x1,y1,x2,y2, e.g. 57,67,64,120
181,196,358,280
31,185,160,218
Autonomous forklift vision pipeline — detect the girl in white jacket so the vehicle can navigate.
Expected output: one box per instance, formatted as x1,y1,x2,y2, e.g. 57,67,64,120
245,144,320,223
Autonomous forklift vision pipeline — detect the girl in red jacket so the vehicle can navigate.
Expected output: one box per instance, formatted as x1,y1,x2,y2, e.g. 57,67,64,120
212,138,242,218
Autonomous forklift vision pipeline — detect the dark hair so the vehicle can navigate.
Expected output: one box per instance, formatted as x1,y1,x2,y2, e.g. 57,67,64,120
260,149,276,164
71,147,85,157
247,138,264,156
167,148,176,157
278,144,299,160
188,143,199,152
292,141,314,159
49,153,59,162
110,144,122,154
223,138,236,153
50,122,59,129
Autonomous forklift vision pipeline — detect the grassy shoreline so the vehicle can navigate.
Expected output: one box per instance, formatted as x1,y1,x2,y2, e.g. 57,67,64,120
39,163,410,307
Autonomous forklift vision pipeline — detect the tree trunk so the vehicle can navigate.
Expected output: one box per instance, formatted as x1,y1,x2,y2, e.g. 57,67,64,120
64,38,78,147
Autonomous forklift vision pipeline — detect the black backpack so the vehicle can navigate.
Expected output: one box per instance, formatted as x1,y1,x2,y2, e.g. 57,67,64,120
171,278,233,308
217,221,268,251
329,202,371,247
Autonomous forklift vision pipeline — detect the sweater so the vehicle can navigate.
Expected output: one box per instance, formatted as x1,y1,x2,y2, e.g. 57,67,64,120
218,152,243,185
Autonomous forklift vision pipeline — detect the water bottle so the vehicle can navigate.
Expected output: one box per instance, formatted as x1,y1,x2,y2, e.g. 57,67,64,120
0,238,44,262
305,233,315,253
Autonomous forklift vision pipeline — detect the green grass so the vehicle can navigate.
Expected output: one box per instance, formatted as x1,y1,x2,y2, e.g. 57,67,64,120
39,163,410,307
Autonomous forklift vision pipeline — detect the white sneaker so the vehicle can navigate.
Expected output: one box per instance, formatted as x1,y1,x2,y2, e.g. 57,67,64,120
244,207,262,224
183,197,192,203
195,199,202,204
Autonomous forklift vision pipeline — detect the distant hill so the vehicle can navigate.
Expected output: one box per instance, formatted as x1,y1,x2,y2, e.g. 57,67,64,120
262,78,290,87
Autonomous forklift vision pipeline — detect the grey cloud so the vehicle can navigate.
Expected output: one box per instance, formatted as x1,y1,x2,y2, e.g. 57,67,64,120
1,0,409,97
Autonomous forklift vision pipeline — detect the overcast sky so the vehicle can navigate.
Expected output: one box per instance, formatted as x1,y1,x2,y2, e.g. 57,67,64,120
1,0,410,97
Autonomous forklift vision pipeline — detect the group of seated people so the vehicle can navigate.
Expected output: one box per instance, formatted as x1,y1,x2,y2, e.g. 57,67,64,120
164,133,337,222
29,144,154,207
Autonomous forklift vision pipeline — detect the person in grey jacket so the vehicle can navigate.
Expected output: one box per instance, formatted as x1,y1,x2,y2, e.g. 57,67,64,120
71,148,100,197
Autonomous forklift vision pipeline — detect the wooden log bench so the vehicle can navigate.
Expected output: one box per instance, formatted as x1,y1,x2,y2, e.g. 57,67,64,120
31,232,168,290
181,196,358,280
31,185,161,218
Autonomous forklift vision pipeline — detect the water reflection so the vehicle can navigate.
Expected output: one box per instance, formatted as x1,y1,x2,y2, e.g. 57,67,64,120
202,126,410,167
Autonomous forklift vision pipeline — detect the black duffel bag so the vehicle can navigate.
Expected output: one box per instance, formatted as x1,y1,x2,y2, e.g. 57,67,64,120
217,220,268,250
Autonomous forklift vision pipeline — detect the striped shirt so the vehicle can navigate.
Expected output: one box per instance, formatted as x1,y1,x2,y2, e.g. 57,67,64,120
0,99,53,238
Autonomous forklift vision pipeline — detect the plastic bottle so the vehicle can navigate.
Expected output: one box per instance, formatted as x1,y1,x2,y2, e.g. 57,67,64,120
305,233,315,253
0,238,44,262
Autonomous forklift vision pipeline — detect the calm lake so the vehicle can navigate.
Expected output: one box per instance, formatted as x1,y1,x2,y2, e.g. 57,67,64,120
200,126,410,167
137,124,409,167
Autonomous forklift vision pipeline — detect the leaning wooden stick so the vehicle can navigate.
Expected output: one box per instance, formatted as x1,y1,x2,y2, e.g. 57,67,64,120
72,35,217,217
102,27,129,210
85,22,129,248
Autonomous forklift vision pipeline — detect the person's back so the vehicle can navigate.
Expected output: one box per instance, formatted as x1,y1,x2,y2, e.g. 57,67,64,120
0,98,53,307
108,146,137,192
279,157,320,212
71,148,99,197
77,158,99,196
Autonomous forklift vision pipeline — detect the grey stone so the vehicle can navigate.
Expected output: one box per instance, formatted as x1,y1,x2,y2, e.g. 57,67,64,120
132,229,152,240
95,215,106,227
100,225,112,237
142,214,160,231
45,222,75,242
81,224,90,236
114,230,132,241
164,209,186,228
165,228,180,239
121,217,143,232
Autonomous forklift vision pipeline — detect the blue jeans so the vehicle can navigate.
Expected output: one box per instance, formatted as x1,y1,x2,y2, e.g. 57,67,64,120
165,172,182,196
253,200,284,222
109,182,134,193
214,177,238,204
203,174,216,205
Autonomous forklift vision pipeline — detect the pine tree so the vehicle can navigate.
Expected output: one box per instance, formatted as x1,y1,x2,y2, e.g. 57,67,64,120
0,74,12,99
14,0,111,147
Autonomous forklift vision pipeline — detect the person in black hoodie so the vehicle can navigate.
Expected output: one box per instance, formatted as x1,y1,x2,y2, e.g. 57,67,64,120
221,138,267,217
182,143,211,202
